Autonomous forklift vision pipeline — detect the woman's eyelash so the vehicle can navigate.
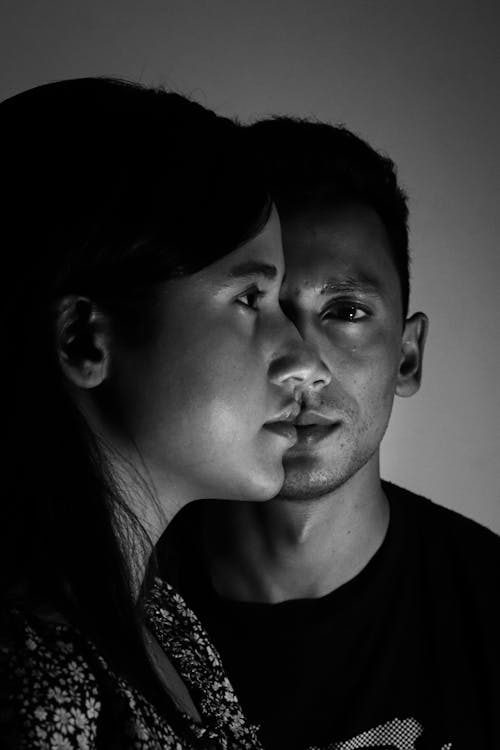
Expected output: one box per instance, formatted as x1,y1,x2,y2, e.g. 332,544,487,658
236,285,266,310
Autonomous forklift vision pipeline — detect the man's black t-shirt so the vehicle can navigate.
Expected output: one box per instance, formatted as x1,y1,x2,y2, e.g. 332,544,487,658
160,483,500,750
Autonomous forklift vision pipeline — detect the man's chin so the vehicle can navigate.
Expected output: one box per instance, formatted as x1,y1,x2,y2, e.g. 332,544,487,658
276,488,334,503
278,449,367,502
277,465,343,502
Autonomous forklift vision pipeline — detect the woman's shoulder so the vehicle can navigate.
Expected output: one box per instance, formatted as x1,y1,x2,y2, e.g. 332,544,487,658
145,577,226,674
0,607,101,749
0,588,263,750
146,578,262,748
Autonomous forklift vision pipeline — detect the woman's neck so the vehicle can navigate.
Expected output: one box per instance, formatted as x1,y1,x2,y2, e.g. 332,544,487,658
104,441,192,597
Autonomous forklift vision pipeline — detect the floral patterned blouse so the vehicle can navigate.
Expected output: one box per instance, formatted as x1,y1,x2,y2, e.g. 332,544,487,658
0,578,263,749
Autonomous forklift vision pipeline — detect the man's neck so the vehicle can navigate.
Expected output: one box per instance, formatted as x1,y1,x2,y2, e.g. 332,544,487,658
203,460,389,603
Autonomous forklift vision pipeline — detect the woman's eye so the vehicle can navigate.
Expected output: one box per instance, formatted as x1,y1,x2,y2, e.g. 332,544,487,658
323,303,370,322
236,286,265,310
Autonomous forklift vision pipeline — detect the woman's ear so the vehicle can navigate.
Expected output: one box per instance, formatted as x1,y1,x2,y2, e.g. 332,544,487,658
56,296,111,389
396,312,429,398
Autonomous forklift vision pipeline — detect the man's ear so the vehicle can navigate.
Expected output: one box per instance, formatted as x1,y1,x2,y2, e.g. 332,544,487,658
396,312,429,398
56,296,111,389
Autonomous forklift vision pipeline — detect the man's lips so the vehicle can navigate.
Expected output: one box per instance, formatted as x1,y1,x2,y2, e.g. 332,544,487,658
290,412,341,447
294,412,335,427
263,408,341,446
293,423,338,445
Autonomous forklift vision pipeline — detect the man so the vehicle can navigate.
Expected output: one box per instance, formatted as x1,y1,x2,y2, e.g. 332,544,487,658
159,118,500,750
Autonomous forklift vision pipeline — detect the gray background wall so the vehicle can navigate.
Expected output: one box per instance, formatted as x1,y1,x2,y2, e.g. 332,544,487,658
2,0,499,532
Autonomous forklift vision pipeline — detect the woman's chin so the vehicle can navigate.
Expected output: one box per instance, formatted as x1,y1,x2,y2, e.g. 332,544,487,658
238,462,285,502
192,454,285,503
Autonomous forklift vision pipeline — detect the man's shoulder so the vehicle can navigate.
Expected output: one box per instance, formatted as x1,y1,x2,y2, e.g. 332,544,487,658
383,479,500,569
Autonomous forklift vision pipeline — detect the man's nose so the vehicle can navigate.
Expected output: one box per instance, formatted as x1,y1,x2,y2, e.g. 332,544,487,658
269,340,331,395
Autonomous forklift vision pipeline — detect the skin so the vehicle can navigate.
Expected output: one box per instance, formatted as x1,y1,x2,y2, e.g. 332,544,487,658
203,202,428,602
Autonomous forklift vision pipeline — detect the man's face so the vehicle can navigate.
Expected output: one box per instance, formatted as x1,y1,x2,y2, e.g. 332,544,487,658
278,202,423,500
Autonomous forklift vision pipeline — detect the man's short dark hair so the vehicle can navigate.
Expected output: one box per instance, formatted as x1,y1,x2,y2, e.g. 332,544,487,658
247,117,410,318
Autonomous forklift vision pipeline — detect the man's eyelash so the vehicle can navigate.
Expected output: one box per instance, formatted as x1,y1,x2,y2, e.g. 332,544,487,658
322,300,372,321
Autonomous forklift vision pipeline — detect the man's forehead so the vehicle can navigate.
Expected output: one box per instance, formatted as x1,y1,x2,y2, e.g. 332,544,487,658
280,202,398,296
282,202,388,250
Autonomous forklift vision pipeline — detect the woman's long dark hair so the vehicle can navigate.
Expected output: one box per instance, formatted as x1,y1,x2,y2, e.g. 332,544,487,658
0,77,270,716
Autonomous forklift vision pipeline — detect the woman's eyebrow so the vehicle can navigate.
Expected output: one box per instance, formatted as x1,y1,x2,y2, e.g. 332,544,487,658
225,261,279,282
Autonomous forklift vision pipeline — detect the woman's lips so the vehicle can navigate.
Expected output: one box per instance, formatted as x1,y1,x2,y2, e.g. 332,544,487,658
263,421,298,443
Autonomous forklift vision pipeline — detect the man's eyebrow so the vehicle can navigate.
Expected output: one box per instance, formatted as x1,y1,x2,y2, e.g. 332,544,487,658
319,275,383,296
225,261,278,283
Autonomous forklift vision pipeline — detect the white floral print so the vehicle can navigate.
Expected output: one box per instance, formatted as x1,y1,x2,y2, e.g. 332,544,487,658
0,579,262,749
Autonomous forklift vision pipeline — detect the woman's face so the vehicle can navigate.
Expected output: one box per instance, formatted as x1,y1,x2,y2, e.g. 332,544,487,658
106,209,324,505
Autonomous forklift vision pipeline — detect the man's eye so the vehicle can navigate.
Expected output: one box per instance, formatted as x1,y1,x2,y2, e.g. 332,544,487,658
236,286,265,310
323,303,370,322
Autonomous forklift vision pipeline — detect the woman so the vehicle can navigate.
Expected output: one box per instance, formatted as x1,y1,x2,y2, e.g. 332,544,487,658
0,78,324,749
